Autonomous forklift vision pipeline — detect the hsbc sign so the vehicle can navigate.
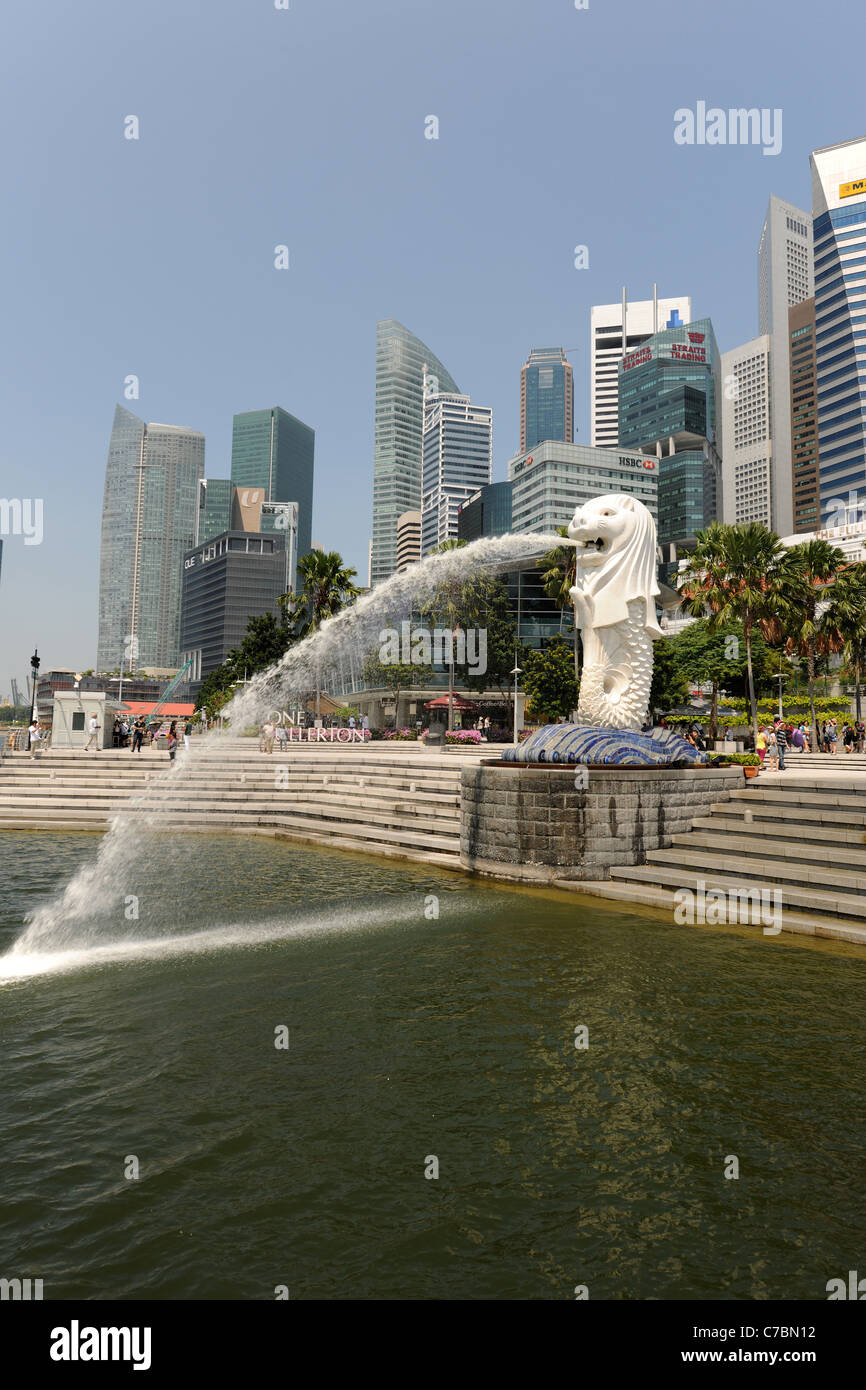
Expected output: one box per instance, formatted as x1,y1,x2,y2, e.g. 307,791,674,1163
618,454,656,472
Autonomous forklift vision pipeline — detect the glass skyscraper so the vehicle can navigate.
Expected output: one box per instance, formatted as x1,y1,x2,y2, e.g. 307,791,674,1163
371,319,460,586
196,478,233,545
97,405,205,672
617,317,720,549
810,138,866,523
519,347,573,452
230,407,314,587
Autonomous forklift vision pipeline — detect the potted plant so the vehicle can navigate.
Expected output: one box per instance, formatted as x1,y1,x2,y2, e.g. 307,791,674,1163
710,751,761,778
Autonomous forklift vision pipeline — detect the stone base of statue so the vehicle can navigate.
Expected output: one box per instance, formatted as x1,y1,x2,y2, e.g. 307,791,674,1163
501,724,708,767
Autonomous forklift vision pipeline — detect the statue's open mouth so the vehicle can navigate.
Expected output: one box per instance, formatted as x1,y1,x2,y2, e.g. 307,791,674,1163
582,537,607,552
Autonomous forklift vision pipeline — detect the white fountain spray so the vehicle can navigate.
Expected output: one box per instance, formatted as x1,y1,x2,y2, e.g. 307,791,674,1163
7,533,564,964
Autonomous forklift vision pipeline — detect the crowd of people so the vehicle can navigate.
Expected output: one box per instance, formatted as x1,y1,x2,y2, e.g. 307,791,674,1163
753,716,866,768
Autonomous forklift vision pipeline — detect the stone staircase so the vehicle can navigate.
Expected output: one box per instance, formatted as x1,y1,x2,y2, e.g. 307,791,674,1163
0,741,482,868
558,769,866,945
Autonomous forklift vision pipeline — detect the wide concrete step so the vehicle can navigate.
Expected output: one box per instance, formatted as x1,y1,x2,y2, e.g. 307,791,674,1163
635,847,866,900
553,878,866,946
608,862,866,920
688,815,866,846
711,800,866,828
660,830,866,876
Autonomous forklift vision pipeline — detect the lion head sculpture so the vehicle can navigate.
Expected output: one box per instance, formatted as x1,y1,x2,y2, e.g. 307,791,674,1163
567,493,663,636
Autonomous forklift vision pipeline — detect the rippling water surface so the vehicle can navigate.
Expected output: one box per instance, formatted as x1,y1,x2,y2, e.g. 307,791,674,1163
1,831,864,1300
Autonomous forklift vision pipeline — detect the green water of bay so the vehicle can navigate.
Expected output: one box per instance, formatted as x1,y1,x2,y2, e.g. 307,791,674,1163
1,830,864,1300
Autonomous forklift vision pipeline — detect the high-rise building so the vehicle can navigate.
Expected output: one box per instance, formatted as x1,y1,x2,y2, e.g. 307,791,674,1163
720,336,773,525
370,319,460,586
519,347,573,452
788,298,820,533
810,138,866,523
97,404,204,672
590,291,691,447
180,528,289,686
420,392,492,555
618,317,721,550
757,195,814,533
230,407,314,586
395,511,421,571
457,481,513,542
508,441,657,535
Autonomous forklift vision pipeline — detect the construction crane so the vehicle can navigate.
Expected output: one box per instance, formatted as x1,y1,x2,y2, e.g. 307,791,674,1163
146,657,194,727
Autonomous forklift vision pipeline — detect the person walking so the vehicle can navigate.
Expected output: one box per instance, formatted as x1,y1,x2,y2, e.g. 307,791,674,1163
827,718,838,754
361,713,370,735
261,718,275,753
183,718,192,753
755,727,767,763
167,721,178,765
132,716,145,752
83,712,101,752
348,714,356,730
274,722,288,751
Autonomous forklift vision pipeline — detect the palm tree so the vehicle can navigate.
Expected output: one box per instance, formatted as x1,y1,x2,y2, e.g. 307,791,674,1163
820,561,866,723
678,522,790,753
538,526,579,680
296,550,360,717
779,539,845,750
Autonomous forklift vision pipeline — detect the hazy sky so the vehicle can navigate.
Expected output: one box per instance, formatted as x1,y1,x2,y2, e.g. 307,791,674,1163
0,0,862,693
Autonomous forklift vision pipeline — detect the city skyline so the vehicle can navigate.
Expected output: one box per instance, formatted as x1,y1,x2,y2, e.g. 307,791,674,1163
1,0,864,690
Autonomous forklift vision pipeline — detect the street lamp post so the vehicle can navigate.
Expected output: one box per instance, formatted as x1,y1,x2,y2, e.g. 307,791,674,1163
772,671,786,722
511,664,522,746
28,649,40,751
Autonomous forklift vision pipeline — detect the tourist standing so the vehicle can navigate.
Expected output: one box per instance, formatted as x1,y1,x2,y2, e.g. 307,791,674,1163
772,718,788,770
167,721,178,764
349,714,356,730
29,719,42,759
132,716,145,752
361,714,370,734
756,727,767,762
275,722,288,751
262,718,275,753
827,718,838,754
84,713,101,752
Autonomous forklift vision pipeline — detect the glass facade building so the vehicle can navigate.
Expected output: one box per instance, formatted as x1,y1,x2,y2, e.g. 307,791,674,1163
457,481,513,542
788,298,820,532
421,393,493,554
617,317,720,547
810,139,866,523
519,347,573,452
230,407,313,587
196,478,233,545
371,319,460,586
97,405,205,672
180,530,288,685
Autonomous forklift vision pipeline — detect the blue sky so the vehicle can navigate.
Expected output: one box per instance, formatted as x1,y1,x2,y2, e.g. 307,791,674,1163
0,0,862,693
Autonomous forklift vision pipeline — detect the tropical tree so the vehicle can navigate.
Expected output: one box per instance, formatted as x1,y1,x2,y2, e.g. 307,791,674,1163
296,550,361,717
665,620,772,740
522,637,579,724
777,539,845,749
820,561,866,722
677,522,791,752
296,550,360,632
537,526,579,679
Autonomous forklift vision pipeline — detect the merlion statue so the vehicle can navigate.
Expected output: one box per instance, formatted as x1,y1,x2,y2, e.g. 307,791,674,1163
567,493,662,731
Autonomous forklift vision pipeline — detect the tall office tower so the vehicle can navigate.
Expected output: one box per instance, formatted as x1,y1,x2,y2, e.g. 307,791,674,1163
590,291,691,447
196,478,233,545
457,481,513,542
757,195,814,534
720,336,773,525
788,298,819,532
97,404,205,672
230,407,314,587
618,317,721,553
420,392,492,555
810,139,866,522
395,510,421,571
180,528,288,686
370,319,460,586
519,347,573,452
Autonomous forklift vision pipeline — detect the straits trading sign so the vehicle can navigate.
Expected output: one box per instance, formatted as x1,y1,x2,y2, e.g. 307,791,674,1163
840,178,866,200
